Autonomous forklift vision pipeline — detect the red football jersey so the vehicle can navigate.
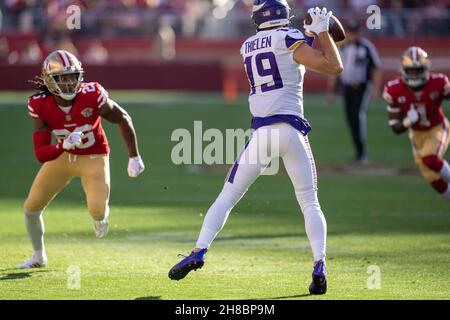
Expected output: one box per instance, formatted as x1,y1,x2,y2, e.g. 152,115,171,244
383,73,450,131
27,82,110,155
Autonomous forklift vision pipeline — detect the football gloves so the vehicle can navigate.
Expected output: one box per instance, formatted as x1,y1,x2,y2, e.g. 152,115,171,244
128,155,145,178
304,7,332,36
403,107,420,128
63,131,84,150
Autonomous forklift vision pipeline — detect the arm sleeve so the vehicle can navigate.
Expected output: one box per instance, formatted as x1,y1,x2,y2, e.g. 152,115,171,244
33,131,64,163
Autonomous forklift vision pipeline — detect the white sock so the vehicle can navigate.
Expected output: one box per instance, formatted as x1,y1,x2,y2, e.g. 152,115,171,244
195,198,234,249
303,204,327,262
439,161,450,182
442,186,450,200
295,190,327,262
24,210,46,255
196,186,243,249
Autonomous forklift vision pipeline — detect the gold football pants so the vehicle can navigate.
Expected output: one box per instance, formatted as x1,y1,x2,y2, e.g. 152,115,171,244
24,152,110,219
410,120,450,182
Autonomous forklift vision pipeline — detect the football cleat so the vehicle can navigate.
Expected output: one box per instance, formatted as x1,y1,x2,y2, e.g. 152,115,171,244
309,260,327,295
16,254,48,269
168,248,207,281
93,219,109,239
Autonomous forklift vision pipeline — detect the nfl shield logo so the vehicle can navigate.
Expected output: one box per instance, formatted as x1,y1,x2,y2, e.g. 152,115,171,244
430,91,439,101
81,108,93,118
65,115,72,121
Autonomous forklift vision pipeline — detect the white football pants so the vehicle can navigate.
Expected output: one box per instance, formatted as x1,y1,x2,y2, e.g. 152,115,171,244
196,122,327,262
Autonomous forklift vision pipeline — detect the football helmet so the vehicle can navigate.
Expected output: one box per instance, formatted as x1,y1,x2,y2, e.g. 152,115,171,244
42,50,84,100
252,0,291,30
400,46,430,90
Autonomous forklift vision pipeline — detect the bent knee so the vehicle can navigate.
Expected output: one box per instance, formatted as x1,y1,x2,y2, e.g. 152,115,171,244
23,198,46,213
422,155,444,172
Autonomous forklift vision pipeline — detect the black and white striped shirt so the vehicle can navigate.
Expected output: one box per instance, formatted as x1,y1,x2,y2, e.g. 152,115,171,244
339,38,381,86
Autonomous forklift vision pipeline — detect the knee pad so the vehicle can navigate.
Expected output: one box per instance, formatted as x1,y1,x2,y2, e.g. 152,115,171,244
431,179,448,194
422,155,444,172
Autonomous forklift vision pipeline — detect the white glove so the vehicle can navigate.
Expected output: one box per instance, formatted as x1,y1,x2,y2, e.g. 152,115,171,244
403,107,419,128
63,131,84,150
128,155,145,178
304,7,332,35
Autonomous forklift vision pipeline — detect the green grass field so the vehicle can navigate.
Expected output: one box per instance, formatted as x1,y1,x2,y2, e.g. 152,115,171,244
0,91,449,300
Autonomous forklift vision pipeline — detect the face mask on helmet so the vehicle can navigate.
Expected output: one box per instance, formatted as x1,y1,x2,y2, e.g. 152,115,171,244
46,71,83,101
252,0,291,30
401,66,429,90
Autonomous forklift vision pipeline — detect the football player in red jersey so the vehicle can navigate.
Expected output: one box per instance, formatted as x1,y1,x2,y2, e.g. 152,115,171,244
383,46,450,199
17,50,145,269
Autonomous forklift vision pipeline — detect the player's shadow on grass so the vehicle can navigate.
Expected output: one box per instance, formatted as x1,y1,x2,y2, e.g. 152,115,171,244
0,270,47,281
135,296,161,300
255,293,312,300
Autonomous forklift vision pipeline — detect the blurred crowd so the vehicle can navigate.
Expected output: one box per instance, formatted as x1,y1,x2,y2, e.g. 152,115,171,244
0,0,449,64
1,0,450,37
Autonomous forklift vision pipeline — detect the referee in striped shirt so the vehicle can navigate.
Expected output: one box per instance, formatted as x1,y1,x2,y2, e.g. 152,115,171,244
327,20,382,163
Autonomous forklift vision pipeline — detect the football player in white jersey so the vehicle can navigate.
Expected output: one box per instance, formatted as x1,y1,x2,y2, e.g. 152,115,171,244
169,1,343,295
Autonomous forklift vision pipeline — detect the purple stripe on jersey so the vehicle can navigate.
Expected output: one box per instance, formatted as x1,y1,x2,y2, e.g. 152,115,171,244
227,141,250,184
285,35,300,49
305,35,314,47
251,114,312,136
285,34,314,49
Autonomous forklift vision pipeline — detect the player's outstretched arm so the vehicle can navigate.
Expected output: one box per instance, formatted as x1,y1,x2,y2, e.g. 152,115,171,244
100,99,145,177
293,7,343,76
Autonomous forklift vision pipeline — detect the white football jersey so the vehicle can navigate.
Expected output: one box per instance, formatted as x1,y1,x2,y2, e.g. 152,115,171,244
240,27,313,118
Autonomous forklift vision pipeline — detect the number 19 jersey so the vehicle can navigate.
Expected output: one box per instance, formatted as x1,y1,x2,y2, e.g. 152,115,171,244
27,82,110,155
240,27,314,118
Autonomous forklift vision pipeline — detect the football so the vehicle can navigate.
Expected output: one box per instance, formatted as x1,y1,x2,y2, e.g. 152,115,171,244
304,13,346,42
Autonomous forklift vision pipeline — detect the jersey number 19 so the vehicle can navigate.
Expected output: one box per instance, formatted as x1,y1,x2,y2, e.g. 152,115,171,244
244,52,283,95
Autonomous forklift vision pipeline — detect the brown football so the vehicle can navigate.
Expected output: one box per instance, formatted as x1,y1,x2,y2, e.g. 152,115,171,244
304,13,346,42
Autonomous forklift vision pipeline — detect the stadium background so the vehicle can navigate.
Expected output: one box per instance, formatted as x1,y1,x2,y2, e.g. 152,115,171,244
0,0,449,300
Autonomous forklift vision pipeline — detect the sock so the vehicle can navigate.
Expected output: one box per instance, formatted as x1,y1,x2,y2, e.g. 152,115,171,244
303,204,327,262
196,185,244,249
296,190,327,262
24,210,45,257
439,161,450,182
195,197,234,249
442,185,450,200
